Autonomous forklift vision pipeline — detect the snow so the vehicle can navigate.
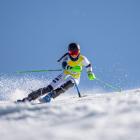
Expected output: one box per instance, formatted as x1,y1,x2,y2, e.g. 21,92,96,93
0,89,140,140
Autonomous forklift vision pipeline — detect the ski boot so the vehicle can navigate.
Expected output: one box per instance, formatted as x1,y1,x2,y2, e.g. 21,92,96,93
39,92,53,103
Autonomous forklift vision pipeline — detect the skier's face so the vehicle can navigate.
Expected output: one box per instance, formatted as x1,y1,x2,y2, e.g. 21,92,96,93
71,54,79,58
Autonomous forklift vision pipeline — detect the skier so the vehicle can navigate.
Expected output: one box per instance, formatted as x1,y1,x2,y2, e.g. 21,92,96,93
17,43,96,103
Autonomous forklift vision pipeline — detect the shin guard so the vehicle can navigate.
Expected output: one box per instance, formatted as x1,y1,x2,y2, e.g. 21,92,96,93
51,80,75,98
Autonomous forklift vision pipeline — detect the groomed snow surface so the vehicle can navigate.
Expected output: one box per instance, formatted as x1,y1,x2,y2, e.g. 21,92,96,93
0,89,140,140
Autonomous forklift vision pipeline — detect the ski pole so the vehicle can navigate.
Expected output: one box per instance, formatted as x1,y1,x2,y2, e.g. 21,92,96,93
73,78,82,98
65,75,82,98
71,77,81,98
16,69,62,74
95,77,122,92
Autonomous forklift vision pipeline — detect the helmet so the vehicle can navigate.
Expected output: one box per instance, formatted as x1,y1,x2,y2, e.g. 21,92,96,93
68,43,80,57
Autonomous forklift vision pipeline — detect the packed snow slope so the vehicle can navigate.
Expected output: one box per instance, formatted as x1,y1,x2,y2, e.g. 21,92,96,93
0,75,140,140
0,89,140,140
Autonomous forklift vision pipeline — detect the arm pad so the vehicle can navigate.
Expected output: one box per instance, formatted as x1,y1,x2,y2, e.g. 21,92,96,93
62,61,68,69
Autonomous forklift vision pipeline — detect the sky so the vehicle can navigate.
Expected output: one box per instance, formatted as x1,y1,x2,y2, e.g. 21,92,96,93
0,0,140,90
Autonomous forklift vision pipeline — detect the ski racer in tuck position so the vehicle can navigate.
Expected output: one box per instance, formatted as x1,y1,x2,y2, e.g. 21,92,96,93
17,43,96,103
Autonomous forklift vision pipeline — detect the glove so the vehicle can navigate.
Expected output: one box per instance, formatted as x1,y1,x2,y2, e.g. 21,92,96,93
87,71,96,80
68,66,82,73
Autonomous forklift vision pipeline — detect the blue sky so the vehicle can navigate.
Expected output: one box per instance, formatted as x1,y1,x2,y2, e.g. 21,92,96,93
0,0,140,90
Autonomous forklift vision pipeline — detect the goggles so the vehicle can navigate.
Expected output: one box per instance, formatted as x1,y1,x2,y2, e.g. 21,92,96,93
68,50,80,56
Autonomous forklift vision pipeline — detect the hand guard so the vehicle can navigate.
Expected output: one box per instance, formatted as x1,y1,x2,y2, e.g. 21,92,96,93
67,66,82,73
87,71,96,80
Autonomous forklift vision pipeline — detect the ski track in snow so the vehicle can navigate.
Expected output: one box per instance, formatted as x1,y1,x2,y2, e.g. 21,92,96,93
0,89,140,140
